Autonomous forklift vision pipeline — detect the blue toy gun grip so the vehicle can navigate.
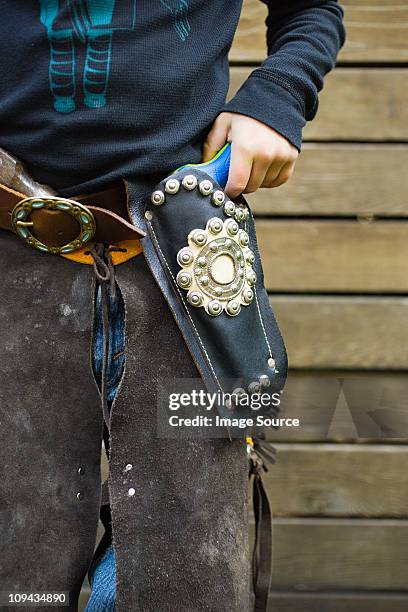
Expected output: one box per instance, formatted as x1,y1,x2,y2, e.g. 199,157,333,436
177,143,231,189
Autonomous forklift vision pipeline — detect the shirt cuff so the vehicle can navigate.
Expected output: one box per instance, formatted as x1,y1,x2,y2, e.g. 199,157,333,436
222,74,306,152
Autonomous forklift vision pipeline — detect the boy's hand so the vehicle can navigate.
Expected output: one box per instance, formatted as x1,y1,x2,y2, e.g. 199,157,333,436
202,112,299,198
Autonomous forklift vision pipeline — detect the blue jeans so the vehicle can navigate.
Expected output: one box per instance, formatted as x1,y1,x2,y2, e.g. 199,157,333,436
88,278,125,611
92,280,126,411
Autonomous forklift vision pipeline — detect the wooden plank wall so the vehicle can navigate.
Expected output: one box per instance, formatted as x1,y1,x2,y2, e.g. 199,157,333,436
231,2,408,610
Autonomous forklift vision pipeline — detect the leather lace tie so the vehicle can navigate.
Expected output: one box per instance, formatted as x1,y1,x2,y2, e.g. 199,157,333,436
89,242,127,431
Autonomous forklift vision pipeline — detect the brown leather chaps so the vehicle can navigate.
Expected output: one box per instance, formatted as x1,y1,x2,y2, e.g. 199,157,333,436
0,230,250,611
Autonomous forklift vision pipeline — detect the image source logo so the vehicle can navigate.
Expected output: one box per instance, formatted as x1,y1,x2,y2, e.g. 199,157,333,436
156,378,301,439
39,0,191,113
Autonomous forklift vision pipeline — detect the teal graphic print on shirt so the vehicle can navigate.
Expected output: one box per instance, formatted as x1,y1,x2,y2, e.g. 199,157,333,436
40,1,191,113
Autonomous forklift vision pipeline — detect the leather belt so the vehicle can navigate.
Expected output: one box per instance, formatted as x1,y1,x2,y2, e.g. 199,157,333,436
0,180,145,251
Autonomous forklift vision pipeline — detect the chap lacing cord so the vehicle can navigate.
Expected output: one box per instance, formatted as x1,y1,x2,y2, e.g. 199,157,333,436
89,243,126,431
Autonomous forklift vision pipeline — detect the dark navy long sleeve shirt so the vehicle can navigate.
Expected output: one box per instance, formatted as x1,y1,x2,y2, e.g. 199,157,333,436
0,1,345,195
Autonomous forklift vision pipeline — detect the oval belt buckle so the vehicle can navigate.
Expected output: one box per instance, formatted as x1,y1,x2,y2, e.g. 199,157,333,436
11,197,96,255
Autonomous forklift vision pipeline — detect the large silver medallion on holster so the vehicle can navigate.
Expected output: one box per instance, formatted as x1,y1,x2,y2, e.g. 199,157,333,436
176,217,256,317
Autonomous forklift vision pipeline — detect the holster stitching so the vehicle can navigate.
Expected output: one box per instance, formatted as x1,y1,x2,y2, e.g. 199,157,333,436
147,219,223,392
244,218,274,361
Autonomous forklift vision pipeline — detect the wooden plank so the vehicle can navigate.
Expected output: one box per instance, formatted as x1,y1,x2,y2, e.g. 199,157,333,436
258,220,408,292
232,0,408,64
264,443,408,517
268,591,408,612
272,296,408,369
247,144,408,217
267,371,408,441
271,518,408,590
340,1,408,63
229,68,408,141
232,0,268,63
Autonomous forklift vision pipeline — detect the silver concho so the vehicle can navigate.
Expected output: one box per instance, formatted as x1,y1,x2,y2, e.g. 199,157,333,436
199,180,213,196
224,200,236,217
177,247,194,267
245,249,255,265
234,206,244,222
151,190,165,206
259,374,271,388
191,229,207,246
176,271,192,289
207,299,222,316
187,291,204,307
164,179,180,195
176,218,257,316
238,229,249,247
226,300,241,316
207,217,223,235
248,381,261,394
225,219,239,237
182,175,198,190
246,269,257,286
212,190,225,206
242,287,254,304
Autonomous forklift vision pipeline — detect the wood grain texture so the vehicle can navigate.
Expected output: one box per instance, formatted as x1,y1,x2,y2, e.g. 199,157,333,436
258,220,408,292
272,296,408,369
229,68,408,141
268,371,408,441
264,443,408,517
232,0,408,63
247,144,408,217
271,518,408,590
267,591,408,612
